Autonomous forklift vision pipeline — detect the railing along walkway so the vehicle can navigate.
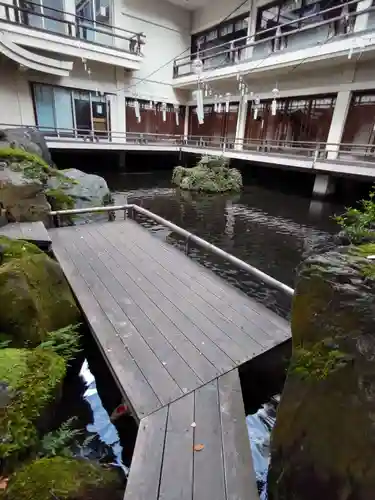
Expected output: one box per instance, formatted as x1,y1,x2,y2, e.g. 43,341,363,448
45,205,293,500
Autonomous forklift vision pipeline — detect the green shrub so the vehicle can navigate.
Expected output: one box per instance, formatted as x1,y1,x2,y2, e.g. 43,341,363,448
335,188,375,243
172,155,242,193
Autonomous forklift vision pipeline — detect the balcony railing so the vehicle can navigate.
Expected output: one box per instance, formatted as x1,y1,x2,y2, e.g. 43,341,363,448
173,0,373,77
0,0,145,54
1,123,375,166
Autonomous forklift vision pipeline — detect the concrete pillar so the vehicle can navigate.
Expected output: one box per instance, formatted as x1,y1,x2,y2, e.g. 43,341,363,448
184,105,189,141
325,90,351,160
235,98,248,150
112,66,126,143
312,174,335,198
354,0,372,32
246,0,256,59
119,151,126,169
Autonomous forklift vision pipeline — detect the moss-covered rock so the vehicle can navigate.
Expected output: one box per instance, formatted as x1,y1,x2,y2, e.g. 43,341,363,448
5,457,123,500
0,236,43,264
172,155,242,193
0,249,80,347
267,243,375,500
0,348,66,463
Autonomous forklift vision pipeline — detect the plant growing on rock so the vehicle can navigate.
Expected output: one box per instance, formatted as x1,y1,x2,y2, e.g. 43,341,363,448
335,187,375,243
172,155,242,193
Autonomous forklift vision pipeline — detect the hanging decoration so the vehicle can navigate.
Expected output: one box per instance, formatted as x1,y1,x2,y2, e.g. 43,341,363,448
225,92,231,113
271,85,280,116
161,102,167,122
253,96,260,120
174,105,180,126
196,89,204,124
134,98,141,123
218,95,223,114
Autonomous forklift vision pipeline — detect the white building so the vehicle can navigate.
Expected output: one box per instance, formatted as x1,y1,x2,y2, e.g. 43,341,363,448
1,0,375,195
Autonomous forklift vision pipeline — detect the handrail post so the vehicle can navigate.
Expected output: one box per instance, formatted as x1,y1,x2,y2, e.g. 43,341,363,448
185,235,190,256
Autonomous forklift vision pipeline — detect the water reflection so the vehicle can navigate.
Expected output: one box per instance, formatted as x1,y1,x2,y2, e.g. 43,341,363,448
106,171,341,317
78,360,128,476
246,395,279,500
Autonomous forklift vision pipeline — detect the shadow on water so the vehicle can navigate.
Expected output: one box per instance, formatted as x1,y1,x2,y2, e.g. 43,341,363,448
240,341,291,499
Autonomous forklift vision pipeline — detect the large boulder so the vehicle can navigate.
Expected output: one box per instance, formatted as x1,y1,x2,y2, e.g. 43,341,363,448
0,348,66,461
267,242,375,500
0,127,52,166
0,160,50,222
172,155,242,193
47,168,112,211
0,237,80,347
5,456,123,500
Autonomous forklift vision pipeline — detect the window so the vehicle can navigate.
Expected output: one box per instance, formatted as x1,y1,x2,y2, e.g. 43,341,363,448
255,0,356,40
33,83,110,137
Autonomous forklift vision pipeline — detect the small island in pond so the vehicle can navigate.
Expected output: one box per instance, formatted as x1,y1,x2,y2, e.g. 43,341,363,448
172,155,242,193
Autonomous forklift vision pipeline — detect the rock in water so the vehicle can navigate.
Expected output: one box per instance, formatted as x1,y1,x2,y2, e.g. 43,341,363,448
172,155,242,193
267,243,375,500
0,237,80,346
5,456,123,500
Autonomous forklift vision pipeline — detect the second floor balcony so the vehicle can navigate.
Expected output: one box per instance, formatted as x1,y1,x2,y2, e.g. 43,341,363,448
173,0,375,84
0,0,146,70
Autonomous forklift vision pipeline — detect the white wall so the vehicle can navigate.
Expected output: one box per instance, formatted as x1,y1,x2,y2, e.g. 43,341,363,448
192,0,251,34
0,57,35,126
117,0,191,103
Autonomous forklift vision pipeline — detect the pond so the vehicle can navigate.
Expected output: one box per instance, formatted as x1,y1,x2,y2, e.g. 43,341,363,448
52,157,367,497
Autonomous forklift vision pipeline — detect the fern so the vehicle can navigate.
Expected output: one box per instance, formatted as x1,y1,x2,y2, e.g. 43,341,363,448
37,417,82,458
39,324,82,363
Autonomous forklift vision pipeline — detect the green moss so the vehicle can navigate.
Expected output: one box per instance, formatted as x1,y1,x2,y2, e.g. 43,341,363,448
0,348,66,462
290,341,352,380
45,188,75,211
0,253,81,347
0,236,43,264
172,156,242,193
5,457,120,500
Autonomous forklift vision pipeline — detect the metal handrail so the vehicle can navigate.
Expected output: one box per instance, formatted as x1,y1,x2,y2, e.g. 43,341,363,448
176,0,361,64
0,0,145,51
49,203,294,297
173,0,372,75
1,123,375,161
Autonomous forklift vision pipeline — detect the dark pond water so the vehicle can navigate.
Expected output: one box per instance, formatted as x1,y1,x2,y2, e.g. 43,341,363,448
103,168,345,318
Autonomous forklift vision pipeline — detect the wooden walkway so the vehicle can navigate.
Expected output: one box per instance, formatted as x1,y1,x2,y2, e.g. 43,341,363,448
0,221,51,249
47,220,290,500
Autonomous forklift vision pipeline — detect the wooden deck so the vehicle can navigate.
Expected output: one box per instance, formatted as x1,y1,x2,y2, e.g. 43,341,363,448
47,219,290,500
0,221,51,249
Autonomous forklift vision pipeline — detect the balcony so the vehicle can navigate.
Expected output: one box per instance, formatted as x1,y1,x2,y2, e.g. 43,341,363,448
173,0,375,85
0,0,145,71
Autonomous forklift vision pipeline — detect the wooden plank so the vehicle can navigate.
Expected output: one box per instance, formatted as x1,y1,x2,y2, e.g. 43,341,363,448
96,225,250,367
104,226,263,357
62,235,183,406
0,222,51,245
74,229,201,394
125,406,168,500
20,221,51,243
86,227,233,376
0,223,23,239
113,221,290,340
193,380,226,500
218,370,259,500
51,238,161,419
159,392,194,500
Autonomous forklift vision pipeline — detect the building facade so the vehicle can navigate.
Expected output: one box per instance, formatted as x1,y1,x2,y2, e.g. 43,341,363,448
1,0,375,193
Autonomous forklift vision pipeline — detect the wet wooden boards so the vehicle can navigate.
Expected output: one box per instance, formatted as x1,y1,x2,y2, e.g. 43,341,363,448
49,219,289,500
